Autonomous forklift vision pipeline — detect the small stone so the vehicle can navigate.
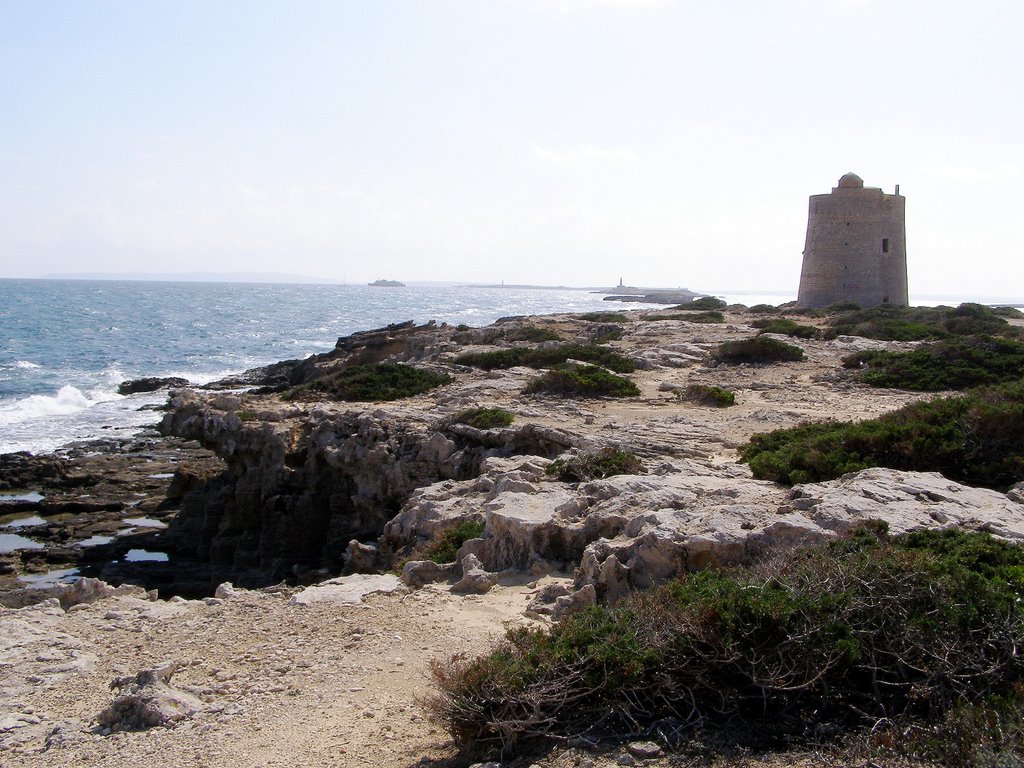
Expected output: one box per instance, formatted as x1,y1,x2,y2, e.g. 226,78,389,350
626,740,663,759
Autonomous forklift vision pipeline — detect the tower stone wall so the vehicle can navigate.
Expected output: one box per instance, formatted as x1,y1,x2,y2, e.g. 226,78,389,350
797,173,908,308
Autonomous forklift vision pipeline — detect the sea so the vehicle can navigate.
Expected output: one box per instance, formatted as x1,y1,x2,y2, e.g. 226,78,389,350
0,279,679,455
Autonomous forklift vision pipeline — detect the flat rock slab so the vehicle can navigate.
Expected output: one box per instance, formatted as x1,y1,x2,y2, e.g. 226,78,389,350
290,574,408,606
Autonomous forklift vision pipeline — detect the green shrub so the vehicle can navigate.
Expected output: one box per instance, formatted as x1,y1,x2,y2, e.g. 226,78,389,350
844,335,1024,390
524,364,639,398
235,410,257,422
291,363,451,402
678,310,725,323
828,300,862,312
714,336,805,364
420,520,486,564
579,311,629,323
739,382,1024,490
454,344,636,373
748,303,781,314
442,407,514,430
825,303,1021,341
673,296,727,310
545,448,644,481
507,326,562,343
751,317,820,339
679,383,735,407
428,527,1024,752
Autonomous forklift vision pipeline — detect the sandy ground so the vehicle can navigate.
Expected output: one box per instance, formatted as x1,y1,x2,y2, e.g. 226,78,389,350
1,578,560,768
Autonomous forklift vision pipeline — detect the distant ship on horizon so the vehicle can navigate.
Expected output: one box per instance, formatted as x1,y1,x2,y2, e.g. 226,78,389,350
368,279,405,287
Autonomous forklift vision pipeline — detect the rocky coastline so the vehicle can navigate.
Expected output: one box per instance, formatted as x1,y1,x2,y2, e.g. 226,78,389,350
2,305,1023,765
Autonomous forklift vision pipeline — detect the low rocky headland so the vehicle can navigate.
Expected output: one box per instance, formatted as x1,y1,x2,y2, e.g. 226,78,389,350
2,305,1023,767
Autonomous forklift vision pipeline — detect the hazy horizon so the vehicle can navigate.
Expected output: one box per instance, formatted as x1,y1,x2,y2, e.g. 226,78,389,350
2,2,1021,297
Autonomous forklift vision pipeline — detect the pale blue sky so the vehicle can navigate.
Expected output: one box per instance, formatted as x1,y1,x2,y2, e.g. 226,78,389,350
1,0,1021,297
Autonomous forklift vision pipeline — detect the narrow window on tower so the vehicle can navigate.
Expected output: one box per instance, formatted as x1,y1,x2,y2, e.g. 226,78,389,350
882,238,889,253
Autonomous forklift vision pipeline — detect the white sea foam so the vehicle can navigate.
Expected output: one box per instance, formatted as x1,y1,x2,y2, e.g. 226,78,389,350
13,360,42,369
0,386,101,426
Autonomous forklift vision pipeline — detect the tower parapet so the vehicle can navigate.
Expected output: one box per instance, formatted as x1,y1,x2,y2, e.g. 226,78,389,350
797,173,908,308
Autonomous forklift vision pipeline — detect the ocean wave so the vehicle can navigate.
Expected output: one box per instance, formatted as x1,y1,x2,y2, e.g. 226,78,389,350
0,385,120,427
13,360,42,370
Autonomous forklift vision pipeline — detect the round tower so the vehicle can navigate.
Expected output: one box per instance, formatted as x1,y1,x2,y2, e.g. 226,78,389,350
797,173,908,308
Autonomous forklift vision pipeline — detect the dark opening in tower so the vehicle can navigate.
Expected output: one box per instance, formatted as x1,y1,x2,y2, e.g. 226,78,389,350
882,238,889,253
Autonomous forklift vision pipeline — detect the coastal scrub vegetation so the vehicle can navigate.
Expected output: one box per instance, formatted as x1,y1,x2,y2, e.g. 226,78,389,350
427,525,1024,759
748,303,782,314
545,448,644,481
843,335,1024,391
454,344,636,373
752,317,820,339
739,383,1024,490
440,407,514,430
678,383,735,407
824,302,1022,341
285,363,451,402
713,336,805,364
578,311,629,323
505,326,562,343
673,296,727,311
524,363,639,398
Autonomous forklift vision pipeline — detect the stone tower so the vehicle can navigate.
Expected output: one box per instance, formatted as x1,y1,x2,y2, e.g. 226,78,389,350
797,172,908,308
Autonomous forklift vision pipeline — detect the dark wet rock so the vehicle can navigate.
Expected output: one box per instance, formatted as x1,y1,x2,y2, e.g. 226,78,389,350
0,452,66,490
117,377,190,395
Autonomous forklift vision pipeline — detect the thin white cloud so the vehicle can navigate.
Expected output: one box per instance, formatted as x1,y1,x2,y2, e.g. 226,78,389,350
509,0,668,14
531,143,638,164
922,163,1022,185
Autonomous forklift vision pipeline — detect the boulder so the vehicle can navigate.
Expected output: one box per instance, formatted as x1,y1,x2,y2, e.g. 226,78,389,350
400,559,455,588
117,377,189,395
290,574,407,606
451,554,497,594
96,662,201,730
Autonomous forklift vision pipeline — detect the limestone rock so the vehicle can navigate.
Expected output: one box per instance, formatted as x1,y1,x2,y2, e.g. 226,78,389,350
791,468,1024,539
96,662,202,730
400,559,455,588
552,584,596,621
451,554,497,594
290,574,407,606
55,578,148,610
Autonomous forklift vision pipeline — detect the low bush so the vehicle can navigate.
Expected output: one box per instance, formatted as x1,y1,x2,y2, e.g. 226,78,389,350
713,336,805,364
748,303,781,314
286,363,451,402
506,326,562,343
427,526,1024,754
844,335,1024,391
827,300,862,312
679,383,735,407
579,311,629,323
524,364,639,398
441,407,514,430
454,344,636,373
419,520,486,564
678,310,725,323
739,382,1024,490
545,448,643,481
751,318,820,339
673,296,728,310
825,303,1021,341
